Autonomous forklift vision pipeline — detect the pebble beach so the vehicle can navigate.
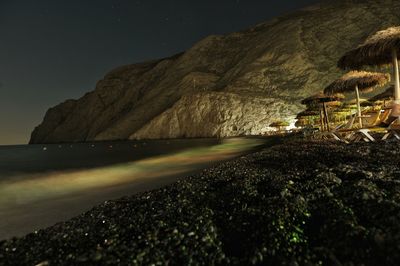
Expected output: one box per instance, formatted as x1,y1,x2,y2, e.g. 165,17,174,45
1,140,400,265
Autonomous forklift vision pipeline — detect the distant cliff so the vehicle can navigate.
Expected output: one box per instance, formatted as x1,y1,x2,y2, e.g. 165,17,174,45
30,0,400,143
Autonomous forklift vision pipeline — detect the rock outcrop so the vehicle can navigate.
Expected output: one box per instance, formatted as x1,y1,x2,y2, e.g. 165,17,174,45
130,92,301,139
30,0,400,143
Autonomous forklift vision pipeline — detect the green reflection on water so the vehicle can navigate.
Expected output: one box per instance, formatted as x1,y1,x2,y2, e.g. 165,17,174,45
0,138,264,207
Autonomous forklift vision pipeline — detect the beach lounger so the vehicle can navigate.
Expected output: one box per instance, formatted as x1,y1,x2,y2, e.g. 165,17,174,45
321,114,356,143
334,110,387,143
379,104,400,140
382,125,400,140
344,127,387,142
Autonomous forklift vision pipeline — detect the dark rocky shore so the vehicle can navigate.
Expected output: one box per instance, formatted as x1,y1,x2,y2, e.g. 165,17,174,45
1,140,400,265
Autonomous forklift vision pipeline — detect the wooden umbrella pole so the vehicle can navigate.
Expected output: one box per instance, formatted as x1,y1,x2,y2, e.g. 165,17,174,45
391,48,400,123
355,84,363,128
323,102,330,131
392,49,400,103
319,107,325,131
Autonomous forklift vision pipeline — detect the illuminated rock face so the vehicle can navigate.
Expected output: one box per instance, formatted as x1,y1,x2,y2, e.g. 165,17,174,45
30,0,400,143
130,92,301,139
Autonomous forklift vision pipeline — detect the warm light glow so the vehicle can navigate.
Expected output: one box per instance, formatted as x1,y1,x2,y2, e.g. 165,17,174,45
0,138,263,207
287,119,297,130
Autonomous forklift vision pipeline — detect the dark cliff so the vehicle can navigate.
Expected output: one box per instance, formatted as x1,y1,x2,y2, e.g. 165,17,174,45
30,0,400,143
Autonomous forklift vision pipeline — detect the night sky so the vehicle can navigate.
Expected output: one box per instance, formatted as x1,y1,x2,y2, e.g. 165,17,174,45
0,0,319,145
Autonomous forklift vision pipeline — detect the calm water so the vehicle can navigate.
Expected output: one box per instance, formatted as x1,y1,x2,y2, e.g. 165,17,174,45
0,139,222,180
0,138,267,240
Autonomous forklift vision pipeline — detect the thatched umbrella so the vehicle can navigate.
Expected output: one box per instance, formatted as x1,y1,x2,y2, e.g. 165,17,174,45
301,92,345,106
295,119,307,128
338,26,400,103
301,92,345,131
324,71,390,127
329,101,342,106
369,85,394,104
346,98,368,105
332,109,351,123
296,110,319,118
296,110,320,128
370,85,400,127
360,101,374,107
269,121,290,131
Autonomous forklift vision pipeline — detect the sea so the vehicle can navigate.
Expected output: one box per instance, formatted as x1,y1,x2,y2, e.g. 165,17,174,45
0,138,267,240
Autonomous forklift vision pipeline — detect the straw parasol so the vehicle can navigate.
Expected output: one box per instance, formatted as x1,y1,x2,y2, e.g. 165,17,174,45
296,110,320,127
269,121,290,131
324,71,390,127
346,98,368,105
332,109,352,123
296,110,319,118
360,101,375,107
324,101,342,108
369,85,394,102
338,26,400,104
295,118,311,128
301,92,345,105
295,119,306,128
359,100,383,112
301,92,345,131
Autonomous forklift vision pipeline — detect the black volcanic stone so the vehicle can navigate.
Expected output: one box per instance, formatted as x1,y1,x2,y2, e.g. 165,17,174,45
1,140,400,265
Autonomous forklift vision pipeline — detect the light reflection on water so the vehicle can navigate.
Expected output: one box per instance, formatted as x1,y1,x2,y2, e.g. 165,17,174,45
0,137,265,239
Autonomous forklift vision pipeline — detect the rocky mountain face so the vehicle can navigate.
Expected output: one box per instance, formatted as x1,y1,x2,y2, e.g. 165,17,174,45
131,92,301,139
30,0,400,143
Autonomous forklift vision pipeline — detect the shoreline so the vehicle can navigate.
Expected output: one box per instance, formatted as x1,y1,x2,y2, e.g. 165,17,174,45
0,137,273,241
1,139,400,265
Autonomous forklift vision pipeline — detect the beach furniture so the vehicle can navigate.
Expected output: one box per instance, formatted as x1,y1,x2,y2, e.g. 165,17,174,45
269,121,290,133
324,71,390,129
381,104,400,140
382,125,400,140
323,71,390,142
296,110,320,128
338,26,400,129
301,92,344,133
370,86,394,107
